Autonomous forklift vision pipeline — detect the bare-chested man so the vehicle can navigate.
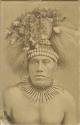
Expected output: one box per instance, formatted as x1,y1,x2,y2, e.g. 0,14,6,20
2,8,77,125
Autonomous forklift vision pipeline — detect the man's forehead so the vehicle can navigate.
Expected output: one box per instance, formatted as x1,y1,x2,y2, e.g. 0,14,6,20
30,56,54,62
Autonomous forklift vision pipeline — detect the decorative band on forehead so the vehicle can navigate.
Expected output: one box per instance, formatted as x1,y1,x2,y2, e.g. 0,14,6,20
27,48,59,62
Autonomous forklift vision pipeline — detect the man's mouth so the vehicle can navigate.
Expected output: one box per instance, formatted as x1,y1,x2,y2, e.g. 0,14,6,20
35,75,46,78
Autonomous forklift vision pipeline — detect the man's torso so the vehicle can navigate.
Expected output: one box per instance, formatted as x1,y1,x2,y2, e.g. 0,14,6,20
3,82,70,125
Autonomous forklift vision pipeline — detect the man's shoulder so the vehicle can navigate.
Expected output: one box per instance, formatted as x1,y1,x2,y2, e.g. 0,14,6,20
56,86,74,101
57,87,76,110
3,82,25,101
60,89,75,103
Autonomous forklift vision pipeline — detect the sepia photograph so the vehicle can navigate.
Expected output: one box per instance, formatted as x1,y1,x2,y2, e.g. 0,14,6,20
0,1,79,125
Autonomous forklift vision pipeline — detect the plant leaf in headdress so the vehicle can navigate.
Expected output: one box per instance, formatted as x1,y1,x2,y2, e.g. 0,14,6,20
51,23,78,68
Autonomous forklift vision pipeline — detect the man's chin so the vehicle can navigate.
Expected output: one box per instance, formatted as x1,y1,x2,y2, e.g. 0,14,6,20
31,80,52,89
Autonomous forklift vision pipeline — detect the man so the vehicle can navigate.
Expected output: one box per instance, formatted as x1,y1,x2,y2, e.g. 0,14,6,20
2,8,77,125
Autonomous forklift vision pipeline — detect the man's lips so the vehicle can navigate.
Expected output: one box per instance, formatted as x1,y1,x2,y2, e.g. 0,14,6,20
35,75,46,78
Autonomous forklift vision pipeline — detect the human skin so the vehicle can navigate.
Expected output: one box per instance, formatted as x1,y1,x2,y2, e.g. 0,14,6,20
28,56,57,89
3,56,77,125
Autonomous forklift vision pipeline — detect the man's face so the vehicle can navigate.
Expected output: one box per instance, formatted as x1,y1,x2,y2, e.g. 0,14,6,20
28,56,57,89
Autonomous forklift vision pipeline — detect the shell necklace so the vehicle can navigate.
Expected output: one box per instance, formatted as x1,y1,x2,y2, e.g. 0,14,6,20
18,80,61,104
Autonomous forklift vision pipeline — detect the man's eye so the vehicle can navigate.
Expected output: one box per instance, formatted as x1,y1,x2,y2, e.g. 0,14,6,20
43,60,50,64
31,60,38,64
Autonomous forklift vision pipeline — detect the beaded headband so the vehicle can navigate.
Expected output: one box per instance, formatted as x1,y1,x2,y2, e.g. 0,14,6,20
26,39,59,62
27,47,59,62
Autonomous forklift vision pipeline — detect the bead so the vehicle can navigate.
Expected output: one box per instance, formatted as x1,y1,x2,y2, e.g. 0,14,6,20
53,26,61,34
13,21,20,26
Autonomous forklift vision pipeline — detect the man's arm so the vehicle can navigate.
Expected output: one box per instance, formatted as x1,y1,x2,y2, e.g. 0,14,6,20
2,88,14,124
62,92,77,125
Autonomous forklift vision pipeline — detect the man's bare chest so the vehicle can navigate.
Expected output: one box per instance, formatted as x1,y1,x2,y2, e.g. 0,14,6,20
12,98,64,124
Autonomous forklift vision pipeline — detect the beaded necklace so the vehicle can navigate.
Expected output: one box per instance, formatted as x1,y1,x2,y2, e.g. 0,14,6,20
18,79,61,104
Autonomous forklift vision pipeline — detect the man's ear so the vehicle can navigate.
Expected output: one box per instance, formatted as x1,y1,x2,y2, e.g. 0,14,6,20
54,62,58,71
52,63,58,79
27,64,29,73
27,60,29,73
53,62,59,75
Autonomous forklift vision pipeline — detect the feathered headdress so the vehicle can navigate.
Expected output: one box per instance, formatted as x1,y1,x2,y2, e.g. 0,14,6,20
6,8,77,74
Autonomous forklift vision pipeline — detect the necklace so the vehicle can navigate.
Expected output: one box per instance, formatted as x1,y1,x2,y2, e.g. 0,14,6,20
18,80,62,104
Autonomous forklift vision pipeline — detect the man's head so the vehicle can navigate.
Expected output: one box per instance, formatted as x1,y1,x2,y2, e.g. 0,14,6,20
28,55,58,89
26,36,59,89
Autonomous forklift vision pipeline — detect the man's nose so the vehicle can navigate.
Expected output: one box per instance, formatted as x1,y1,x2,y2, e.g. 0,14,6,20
37,62,43,72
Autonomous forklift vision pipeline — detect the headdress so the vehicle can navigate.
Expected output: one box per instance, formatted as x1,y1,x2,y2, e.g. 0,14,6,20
6,8,77,74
